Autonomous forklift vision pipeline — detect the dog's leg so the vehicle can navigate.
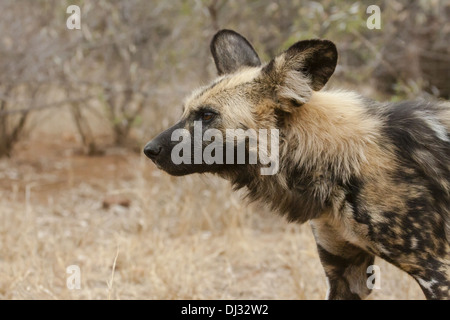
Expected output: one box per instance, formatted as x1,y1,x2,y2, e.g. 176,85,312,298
310,220,375,300
413,270,450,300
401,259,450,300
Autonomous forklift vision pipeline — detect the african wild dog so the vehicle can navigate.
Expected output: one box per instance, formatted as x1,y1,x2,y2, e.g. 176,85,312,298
144,30,450,300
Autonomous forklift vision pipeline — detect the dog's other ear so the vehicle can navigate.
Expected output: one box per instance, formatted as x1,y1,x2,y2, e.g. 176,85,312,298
281,39,338,91
210,30,261,75
262,39,337,109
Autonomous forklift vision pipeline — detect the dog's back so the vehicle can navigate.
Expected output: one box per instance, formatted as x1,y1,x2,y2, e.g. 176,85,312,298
381,100,450,241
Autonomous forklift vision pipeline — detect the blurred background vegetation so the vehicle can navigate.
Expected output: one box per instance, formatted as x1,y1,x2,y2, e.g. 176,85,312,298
0,0,449,157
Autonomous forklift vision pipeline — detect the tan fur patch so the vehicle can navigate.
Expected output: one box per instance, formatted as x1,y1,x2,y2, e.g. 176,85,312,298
282,90,395,184
182,67,263,131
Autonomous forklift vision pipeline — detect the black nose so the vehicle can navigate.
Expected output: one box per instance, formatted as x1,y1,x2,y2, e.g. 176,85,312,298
144,140,161,159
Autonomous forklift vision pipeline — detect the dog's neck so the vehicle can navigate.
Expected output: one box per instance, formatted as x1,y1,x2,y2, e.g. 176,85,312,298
219,90,391,223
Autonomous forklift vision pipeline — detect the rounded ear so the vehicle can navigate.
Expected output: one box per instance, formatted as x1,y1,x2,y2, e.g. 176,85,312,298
283,39,338,91
210,30,261,75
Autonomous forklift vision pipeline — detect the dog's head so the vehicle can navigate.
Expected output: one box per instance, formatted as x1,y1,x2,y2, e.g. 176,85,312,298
144,30,337,176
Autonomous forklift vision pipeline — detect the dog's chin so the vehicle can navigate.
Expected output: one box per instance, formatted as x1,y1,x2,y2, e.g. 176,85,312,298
152,160,222,177
162,166,195,177
151,160,189,176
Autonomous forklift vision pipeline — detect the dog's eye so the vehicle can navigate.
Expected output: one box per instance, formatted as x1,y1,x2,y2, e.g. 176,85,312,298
201,112,215,122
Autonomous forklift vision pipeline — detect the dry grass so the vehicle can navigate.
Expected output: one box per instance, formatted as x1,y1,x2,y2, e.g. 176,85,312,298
0,124,424,300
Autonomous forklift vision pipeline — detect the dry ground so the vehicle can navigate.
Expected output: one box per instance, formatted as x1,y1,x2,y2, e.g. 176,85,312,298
0,128,425,300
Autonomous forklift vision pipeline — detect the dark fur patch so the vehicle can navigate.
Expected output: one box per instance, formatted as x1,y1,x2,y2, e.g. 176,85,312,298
381,101,450,235
382,102,450,190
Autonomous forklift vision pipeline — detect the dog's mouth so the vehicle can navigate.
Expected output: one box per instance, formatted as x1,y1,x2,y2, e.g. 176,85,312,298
149,156,171,172
146,154,193,176
152,160,164,170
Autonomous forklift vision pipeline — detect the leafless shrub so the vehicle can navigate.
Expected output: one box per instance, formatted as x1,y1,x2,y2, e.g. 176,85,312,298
0,0,448,158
